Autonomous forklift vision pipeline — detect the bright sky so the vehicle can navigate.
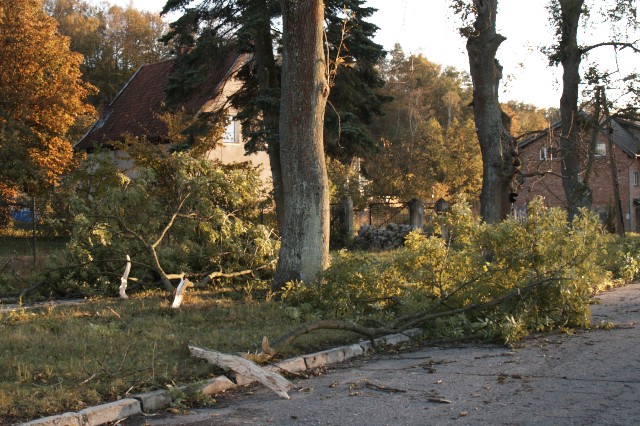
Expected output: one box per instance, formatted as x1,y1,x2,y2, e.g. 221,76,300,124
97,0,638,110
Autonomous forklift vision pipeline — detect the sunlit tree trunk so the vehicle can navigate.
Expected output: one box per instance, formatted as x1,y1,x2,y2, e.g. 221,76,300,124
558,0,592,219
273,0,330,287
466,0,517,223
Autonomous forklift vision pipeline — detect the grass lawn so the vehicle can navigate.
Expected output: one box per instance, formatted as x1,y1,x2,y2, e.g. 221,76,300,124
0,288,359,423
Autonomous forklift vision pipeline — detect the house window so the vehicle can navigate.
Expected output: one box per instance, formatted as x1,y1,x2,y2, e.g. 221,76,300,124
539,147,547,161
222,118,237,143
595,143,606,157
539,146,557,161
634,172,639,187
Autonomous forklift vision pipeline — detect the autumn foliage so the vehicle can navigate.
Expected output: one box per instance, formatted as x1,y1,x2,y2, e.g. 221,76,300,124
0,0,94,199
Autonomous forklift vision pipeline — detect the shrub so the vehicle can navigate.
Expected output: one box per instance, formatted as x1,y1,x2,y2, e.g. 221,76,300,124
42,149,278,296
284,198,612,343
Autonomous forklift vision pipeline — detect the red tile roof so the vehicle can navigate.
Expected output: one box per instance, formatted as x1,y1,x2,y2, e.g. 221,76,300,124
75,51,244,151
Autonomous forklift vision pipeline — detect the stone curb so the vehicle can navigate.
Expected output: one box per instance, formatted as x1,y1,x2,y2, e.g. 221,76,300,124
20,329,423,426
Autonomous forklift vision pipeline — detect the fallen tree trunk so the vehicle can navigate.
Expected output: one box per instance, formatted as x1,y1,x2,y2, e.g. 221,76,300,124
189,345,292,399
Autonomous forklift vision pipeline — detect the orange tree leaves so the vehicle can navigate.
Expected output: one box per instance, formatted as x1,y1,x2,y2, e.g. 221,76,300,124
0,0,95,198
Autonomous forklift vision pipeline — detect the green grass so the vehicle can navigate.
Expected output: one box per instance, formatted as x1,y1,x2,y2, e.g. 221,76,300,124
0,289,359,423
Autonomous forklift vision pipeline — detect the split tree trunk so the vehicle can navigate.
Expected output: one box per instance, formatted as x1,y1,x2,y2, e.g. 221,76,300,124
466,0,517,223
558,0,592,219
273,0,331,287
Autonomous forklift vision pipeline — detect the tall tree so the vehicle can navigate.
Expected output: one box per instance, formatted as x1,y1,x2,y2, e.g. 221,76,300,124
366,48,481,201
546,0,639,219
47,0,170,106
323,0,389,162
161,0,387,231
273,0,330,286
0,0,94,199
454,0,518,223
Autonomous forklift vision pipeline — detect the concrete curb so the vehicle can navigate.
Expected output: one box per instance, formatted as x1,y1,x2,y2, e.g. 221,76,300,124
20,328,423,425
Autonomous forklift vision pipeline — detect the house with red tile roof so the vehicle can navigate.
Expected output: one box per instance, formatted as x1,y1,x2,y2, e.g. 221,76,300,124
75,51,271,183
518,117,640,231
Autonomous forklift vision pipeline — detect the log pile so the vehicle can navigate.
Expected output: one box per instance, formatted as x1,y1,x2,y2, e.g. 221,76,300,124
353,223,412,250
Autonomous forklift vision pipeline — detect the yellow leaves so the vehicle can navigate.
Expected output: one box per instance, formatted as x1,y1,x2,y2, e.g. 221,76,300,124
0,0,95,193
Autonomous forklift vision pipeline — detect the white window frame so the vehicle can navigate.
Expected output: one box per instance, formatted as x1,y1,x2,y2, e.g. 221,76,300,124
222,118,237,144
539,147,547,161
595,143,606,157
634,171,639,187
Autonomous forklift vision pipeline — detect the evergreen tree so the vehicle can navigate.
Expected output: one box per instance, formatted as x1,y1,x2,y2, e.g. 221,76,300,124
161,0,388,232
161,0,388,162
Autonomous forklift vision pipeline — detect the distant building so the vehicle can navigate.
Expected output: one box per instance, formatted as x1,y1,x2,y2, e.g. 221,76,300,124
518,117,640,230
74,51,271,183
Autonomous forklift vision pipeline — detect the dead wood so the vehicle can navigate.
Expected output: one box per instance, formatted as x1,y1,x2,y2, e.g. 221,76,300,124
189,345,292,399
196,260,276,287
261,320,390,357
259,275,565,357
171,275,190,308
119,255,131,299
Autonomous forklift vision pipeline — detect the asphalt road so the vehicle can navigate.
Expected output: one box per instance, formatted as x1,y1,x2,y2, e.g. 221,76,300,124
124,284,640,426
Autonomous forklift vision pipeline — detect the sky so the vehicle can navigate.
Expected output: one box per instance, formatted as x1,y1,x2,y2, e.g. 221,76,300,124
95,0,637,110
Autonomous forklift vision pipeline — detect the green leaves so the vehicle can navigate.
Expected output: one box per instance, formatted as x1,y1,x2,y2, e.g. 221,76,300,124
56,148,277,294
284,198,618,343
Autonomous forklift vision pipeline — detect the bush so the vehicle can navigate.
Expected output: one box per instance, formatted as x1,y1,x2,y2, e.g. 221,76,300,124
42,148,278,296
284,198,613,343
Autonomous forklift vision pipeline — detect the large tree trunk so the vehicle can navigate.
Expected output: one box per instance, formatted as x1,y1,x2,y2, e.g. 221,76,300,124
273,0,330,287
466,0,517,223
558,0,591,219
251,0,286,230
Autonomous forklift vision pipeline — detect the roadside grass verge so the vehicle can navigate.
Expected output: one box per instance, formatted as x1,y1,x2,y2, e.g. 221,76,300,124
0,289,357,424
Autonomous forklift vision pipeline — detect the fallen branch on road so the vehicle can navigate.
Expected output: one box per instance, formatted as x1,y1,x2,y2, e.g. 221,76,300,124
189,345,292,399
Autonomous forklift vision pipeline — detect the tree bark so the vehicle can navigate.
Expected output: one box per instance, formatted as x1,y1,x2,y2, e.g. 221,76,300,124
273,0,330,287
558,0,591,219
466,0,517,223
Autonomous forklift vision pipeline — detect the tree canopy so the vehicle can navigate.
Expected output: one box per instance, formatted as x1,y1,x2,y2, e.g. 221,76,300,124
365,45,482,202
46,0,171,106
0,0,95,199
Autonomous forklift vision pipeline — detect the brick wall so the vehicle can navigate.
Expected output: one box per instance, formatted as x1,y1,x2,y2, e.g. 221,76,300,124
519,131,640,231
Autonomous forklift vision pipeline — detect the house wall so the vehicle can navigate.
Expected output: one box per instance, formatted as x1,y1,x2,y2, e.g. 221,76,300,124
201,66,272,185
519,132,640,231
104,144,272,188
205,143,272,183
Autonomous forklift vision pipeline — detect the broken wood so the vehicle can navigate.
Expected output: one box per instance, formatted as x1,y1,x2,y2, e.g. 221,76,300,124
189,345,292,399
119,255,131,299
261,320,388,357
196,260,277,287
257,275,567,358
171,275,191,308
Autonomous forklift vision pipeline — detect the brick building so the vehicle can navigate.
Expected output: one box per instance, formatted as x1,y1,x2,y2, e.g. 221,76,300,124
518,118,640,231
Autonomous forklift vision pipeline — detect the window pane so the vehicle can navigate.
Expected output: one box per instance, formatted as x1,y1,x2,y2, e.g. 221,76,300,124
222,120,236,143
